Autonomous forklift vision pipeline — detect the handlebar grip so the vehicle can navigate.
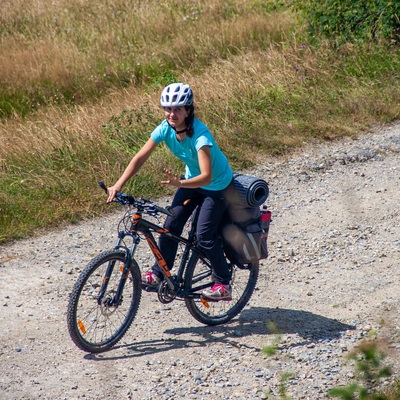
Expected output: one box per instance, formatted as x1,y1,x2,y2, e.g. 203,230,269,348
98,181,108,194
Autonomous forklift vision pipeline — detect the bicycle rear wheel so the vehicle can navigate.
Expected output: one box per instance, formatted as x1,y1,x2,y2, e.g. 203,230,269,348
67,250,142,353
184,252,259,325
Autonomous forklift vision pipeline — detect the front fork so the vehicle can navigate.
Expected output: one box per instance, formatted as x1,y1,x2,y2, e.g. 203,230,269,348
97,231,139,306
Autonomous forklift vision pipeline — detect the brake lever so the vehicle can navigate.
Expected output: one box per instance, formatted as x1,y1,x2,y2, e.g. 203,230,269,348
165,206,176,218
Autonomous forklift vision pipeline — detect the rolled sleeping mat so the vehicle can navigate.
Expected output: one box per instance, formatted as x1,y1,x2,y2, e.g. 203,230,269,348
232,173,269,207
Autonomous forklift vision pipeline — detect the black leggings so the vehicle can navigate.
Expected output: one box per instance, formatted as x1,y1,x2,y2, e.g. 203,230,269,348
152,184,232,285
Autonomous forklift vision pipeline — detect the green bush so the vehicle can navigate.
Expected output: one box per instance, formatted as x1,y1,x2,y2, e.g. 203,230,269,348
328,340,394,400
297,0,400,44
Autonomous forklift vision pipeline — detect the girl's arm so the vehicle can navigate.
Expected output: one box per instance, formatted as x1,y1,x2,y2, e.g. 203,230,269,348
107,138,158,202
162,145,212,188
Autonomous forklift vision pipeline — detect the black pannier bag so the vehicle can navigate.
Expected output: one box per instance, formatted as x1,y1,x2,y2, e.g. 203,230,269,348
221,174,271,266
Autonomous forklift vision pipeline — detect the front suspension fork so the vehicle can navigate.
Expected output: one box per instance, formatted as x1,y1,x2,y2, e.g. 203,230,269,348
97,231,139,306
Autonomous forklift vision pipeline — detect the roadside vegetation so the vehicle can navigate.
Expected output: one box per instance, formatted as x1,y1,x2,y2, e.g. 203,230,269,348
1,0,399,243
263,336,400,399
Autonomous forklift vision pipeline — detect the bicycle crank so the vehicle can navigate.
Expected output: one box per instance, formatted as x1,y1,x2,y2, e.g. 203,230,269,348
157,280,176,304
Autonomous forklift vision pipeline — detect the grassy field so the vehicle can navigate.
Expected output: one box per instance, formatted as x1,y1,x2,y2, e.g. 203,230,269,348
1,0,400,243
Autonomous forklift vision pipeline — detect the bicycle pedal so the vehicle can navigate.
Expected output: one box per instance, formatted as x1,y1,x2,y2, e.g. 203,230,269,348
200,296,221,304
142,285,159,293
201,296,232,303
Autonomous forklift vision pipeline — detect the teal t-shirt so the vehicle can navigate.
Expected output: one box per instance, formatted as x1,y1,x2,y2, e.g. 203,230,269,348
151,118,233,191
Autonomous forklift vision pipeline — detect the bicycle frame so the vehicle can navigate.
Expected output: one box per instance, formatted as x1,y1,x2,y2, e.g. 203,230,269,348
98,204,211,306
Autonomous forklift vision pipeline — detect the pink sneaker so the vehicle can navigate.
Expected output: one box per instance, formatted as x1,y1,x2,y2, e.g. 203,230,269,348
202,283,232,301
141,271,161,287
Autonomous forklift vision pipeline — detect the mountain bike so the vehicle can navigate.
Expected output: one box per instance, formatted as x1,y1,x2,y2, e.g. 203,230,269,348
67,182,259,353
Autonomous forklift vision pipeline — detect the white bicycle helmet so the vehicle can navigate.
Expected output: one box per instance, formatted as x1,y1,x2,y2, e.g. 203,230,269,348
160,83,193,107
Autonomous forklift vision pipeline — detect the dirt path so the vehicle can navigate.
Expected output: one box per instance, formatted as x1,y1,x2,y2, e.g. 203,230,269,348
1,123,399,400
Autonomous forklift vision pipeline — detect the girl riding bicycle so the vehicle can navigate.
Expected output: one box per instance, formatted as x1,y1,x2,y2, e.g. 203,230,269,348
107,83,234,301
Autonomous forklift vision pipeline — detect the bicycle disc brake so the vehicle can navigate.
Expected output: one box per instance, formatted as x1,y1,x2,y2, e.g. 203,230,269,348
157,280,176,304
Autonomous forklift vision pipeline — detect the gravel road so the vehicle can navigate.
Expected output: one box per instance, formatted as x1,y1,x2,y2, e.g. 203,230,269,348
1,123,399,400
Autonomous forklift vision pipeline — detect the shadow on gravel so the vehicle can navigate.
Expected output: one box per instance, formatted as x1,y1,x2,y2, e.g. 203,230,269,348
84,307,355,360
238,307,355,340
162,307,354,343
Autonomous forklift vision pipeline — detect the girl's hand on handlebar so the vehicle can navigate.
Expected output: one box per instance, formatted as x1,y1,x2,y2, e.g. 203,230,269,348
161,168,181,187
106,186,120,203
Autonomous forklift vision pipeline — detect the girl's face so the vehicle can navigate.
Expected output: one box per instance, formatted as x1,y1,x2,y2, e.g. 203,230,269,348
163,106,189,130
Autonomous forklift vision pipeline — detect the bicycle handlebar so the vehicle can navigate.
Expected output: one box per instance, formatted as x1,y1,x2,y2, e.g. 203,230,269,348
98,181,176,218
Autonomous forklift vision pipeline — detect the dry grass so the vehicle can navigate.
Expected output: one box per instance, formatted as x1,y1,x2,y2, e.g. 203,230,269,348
0,38,84,89
0,86,155,156
1,39,398,161
0,0,292,97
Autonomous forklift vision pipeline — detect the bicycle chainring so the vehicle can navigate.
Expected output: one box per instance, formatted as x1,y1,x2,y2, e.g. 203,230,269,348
157,280,176,304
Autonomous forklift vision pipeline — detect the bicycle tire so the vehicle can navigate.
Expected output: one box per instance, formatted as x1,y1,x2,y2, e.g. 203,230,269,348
67,250,142,353
183,252,259,325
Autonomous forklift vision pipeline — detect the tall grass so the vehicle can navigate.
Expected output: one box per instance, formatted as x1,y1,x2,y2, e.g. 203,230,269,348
1,0,400,243
0,0,292,118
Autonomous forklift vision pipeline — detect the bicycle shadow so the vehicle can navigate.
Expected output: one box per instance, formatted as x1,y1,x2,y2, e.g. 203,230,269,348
85,307,355,361
237,306,355,339
167,306,355,343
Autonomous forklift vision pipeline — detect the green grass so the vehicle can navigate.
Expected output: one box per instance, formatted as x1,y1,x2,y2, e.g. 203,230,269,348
0,0,400,244
328,340,399,400
262,338,400,399
0,0,292,118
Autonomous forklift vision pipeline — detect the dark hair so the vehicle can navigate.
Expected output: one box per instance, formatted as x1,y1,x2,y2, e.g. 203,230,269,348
185,105,195,137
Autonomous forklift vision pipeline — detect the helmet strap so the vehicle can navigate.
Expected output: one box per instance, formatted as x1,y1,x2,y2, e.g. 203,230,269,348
175,127,189,134
166,120,190,134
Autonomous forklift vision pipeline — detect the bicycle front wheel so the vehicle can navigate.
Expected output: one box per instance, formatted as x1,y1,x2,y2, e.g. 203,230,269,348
67,250,142,353
184,252,259,325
